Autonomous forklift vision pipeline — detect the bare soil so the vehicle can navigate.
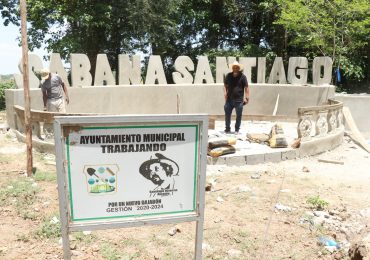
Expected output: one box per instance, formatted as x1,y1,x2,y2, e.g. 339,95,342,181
0,129,369,260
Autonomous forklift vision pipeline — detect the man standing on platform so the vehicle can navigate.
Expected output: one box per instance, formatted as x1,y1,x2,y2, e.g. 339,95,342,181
40,68,69,112
223,61,249,134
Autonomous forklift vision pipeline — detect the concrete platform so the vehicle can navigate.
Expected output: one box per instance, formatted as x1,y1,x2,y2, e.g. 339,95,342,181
208,120,299,165
208,119,345,165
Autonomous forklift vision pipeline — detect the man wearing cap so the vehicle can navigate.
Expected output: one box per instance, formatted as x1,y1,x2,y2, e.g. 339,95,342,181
40,69,69,112
223,61,249,134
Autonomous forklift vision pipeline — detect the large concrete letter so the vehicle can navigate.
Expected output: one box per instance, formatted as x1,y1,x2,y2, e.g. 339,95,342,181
118,54,141,85
13,74,23,89
312,57,333,85
216,56,236,83
172,56,194,84
239,57,256,83
194,56,214,84
268,57,287,84
49,53,70,87
145,55,167,84
287,57,308,84
17,53,43,88
71,54,92,87
257,57,266,83
94,54,115,86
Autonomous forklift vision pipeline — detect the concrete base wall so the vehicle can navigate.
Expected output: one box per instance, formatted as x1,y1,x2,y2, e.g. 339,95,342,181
5,84,335,129
334,94,370,132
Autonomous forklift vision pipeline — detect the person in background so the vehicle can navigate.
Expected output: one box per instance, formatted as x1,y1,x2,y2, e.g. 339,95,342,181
223,61,249,135
40,68,69,112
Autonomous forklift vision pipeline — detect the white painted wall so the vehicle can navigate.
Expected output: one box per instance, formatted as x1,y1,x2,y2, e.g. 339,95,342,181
5,84,336,129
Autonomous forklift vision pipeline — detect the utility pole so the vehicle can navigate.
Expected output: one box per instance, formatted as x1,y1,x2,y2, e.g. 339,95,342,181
20,0,33,177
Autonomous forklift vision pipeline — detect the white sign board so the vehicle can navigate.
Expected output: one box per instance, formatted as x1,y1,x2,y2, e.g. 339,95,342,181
66,125,199,221
54,115,207,260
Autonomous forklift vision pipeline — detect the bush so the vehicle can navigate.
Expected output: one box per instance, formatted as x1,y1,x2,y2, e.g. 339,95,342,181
306,195,329,210
0,80,15,110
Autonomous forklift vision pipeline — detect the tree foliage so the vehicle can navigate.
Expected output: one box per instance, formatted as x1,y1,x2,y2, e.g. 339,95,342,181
0,80,15,110
0,0,369,90
275,0,370,82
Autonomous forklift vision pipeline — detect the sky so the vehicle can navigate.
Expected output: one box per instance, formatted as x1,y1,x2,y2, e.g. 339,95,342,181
0,19,48,75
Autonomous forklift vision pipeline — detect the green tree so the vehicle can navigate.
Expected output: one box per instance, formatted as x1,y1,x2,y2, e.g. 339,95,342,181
2,0,368,89
0,80,15,110
275,0,370,83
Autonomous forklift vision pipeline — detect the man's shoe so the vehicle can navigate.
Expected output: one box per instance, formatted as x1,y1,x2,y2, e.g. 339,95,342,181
224,129,231,134
235,131,239,135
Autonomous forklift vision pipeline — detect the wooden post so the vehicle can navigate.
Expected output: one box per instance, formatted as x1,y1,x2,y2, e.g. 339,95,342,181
20,0,33,177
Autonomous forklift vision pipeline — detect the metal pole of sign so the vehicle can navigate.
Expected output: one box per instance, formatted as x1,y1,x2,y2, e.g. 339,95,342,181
54,121,71,260
194,119,208,260
20,0,33,177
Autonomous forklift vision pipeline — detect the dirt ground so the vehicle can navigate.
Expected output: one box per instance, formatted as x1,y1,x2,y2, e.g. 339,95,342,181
0,127,370,260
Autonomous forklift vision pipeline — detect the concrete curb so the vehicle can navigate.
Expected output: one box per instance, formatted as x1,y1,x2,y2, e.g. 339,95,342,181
208,129,344,165
14,130,55,154
13,128,344,165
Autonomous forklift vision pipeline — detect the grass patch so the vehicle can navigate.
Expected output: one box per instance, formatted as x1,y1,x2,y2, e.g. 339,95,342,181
150,234,172,247
16,233,31,243
4,132,14,140
0,154,11,163
0,177,41,220
120,237,142,247
72,231,97,244
34,170,56,182
307,195,329,210
17,208,39,220
35,215,61,239
0,177,39,206
161,251,184,260
236,230,254,252
101,242,120,260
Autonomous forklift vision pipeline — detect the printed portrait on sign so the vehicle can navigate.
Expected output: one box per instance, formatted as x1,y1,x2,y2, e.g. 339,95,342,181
139,153,179,197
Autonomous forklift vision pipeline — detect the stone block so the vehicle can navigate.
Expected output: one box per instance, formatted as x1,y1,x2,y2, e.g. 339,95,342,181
225,156,247,166
50,53,70,87
119,54,141,85
210,157,227,165
145,55,167,84
17,54,43,89
281,149,297,160
257,57,266,83
246,154,265,165
239,57,256,84
71,54,93,87
312,57,333,85
173,56,195,84
268,57,287,84
194,56,214,84
264,152,282,163
288,57,308,84
299,130,344,157
94,54,115,86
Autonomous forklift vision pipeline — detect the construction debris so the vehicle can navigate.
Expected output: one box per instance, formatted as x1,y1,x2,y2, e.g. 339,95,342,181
269,124,288,148
208,136,237,157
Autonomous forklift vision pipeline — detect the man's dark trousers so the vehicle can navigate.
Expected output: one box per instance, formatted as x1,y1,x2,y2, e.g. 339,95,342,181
224,100,243,132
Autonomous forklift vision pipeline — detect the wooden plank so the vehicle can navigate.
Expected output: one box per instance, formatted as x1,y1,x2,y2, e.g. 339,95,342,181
14,105,100,124
342,106,370,153
318,159,344,165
